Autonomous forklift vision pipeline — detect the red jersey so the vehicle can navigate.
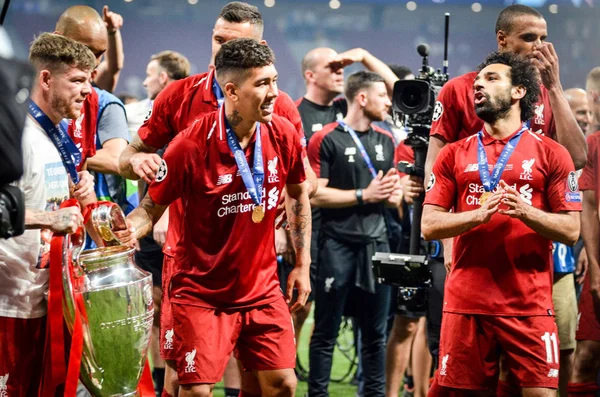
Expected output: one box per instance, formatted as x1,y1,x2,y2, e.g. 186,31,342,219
395,142,414,177
148,107,306,309
138,69,306,256
67,88,99,170
424,127,581,316
431,71,556,143
577,131,600,201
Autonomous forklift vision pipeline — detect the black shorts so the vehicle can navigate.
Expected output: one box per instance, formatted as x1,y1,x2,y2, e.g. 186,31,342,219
134,235,164,288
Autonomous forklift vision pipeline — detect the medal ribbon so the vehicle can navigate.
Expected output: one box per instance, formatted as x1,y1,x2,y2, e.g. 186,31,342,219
27,100,81,184
338,120,378,179
212,75,225,108
477,123,527,193
223,107,264,207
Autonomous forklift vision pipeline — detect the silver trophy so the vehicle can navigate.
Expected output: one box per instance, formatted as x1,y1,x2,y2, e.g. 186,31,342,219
62,203,153,396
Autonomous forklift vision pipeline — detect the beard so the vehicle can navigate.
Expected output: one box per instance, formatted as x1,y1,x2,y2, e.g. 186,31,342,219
364,105,387,123
51,92,81,120
475,90,512,123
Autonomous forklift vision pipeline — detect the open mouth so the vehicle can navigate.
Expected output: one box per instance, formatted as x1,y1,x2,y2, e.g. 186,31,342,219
261,102,274,114
474,91,487,105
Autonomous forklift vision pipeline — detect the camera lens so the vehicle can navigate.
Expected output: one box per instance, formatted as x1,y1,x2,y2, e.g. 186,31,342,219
401,86,424,110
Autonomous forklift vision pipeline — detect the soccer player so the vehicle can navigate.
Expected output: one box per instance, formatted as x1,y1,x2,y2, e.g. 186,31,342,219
422,51,581,396
565,88,592,136
117,3,315,395
0,32,95,395
117,38,310,397
126,49,191,394
307,71,401,397
568,67,600,397
426,4,586,186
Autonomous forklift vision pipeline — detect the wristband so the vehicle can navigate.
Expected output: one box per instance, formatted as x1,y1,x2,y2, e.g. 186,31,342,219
356,189,364,206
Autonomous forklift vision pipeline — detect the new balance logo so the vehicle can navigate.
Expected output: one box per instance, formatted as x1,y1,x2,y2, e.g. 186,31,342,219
217,174,233,185
547,369,558,378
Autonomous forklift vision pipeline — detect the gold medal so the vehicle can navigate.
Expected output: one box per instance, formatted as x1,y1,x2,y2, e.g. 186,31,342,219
480,191,492,206
252,205,265,223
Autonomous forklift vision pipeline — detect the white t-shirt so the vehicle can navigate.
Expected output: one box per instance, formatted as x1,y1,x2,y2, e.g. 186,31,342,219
0,117,69,318
124,98,152,139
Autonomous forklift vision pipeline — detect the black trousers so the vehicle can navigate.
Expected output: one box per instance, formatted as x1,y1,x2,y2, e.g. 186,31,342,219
308,237,391,397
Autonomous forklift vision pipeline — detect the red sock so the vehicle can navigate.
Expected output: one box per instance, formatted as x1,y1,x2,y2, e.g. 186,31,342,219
568,382,600,397
238,391,261,397
161,391,173,397
497,379,520,397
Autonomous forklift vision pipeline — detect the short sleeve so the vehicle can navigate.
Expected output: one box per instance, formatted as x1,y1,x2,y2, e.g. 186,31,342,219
148,127,196,206
308,126,335,179
97,104,130,144
137,83,180,149
430,79,462,143
546,144,582,212
275,91,306,147
286,127,307,186
578,134,598,192
423,144,457,210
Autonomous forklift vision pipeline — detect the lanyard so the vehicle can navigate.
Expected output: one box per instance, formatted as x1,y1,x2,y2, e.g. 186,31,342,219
212,76,224,108
224,109,264,206
27,100,81,183
477,124,527,192
338,120,377,178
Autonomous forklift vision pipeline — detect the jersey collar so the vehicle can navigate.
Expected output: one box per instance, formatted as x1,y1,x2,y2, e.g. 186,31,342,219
480,124,527,146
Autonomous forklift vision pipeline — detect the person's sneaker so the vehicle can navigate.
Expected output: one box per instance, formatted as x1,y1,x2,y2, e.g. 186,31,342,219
402,384,415,397
402,374,415,397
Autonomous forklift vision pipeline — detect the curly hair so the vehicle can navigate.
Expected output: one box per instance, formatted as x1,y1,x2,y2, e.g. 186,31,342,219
29,32,96,74
215,38,275,86
477,51,540,122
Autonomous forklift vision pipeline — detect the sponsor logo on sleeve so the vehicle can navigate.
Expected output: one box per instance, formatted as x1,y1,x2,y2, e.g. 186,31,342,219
155,160,168,182
432,101,443,122
567,171,579,192
426,173,436,192
565,171,581,203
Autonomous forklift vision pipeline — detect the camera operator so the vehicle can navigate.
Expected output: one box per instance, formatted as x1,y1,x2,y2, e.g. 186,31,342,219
0,32,96,395
307,71,400,397
0,28,31,239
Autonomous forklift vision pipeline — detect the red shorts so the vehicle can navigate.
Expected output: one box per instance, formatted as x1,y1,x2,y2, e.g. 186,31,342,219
172,296,296,385
0,316,46,396
436,313,559,390
576,275,600,342
160,254,176,360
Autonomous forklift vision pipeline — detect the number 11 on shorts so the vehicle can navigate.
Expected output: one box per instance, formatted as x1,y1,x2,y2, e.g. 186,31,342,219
541,332,559,364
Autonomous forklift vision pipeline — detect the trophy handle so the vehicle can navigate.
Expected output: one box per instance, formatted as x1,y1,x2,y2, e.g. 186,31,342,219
88,201,127,247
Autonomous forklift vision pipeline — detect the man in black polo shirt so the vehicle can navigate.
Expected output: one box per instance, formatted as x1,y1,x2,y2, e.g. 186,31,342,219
307,71,401,397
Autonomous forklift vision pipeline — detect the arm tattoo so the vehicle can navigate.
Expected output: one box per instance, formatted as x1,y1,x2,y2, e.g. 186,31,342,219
227,110,243,128
289,200,309,251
